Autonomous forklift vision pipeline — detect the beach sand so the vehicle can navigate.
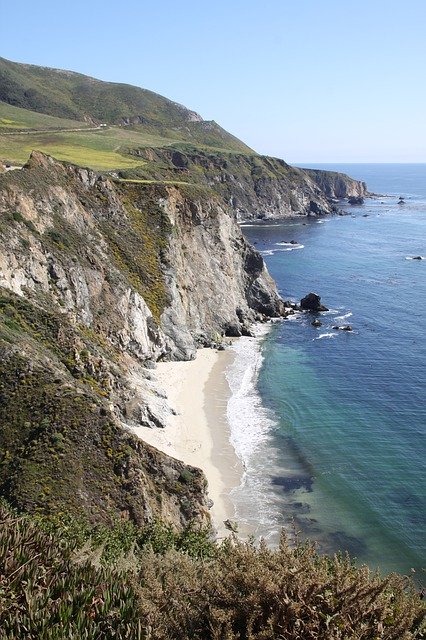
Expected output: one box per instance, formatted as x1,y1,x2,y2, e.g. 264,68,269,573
132,347,243,537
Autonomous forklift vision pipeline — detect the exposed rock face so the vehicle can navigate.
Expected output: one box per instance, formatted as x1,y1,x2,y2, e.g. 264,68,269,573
303,169,367,200
159,187,284,358
348,196,364,205
125,148,368,221
300,293,329,312
0,152,283,528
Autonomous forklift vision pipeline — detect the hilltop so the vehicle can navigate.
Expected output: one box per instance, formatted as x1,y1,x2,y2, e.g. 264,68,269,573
0,56,252,157
0,57,366,216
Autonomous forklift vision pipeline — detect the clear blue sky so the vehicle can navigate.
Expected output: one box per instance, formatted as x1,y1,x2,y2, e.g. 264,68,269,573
1,0,425,162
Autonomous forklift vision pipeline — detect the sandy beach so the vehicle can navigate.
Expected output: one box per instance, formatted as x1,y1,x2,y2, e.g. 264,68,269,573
133,347,243,537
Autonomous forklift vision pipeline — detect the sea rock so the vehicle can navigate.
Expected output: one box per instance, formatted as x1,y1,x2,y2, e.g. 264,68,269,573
311,319,322,327
300,293,329,312
333,325,353,331
348,196,364,205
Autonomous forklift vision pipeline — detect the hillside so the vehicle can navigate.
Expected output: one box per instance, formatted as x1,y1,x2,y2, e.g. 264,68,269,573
0,58,368,217
0,60,424,639
0,56,252,154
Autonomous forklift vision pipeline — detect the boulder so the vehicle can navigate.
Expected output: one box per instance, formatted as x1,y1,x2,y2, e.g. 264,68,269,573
332,325,353,331
348,196,364,205
224,519,238,532
300,293,329,312
224,322,242,337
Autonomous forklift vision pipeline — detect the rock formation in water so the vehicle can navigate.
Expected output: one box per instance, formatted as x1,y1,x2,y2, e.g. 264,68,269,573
300,292,329,312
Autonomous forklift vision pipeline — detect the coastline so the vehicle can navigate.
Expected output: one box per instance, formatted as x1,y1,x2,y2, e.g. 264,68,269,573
133,347,243,537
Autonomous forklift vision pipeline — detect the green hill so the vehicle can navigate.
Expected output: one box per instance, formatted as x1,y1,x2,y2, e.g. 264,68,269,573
0,57,252,157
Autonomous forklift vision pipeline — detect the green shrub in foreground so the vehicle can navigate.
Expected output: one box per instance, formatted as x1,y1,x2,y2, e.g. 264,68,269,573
0,505,424,639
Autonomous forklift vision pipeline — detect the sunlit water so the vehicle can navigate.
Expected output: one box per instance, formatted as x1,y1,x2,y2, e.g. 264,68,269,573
227,164,426,577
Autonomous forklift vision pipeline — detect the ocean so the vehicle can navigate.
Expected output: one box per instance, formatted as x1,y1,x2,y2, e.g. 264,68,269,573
226,164,426,577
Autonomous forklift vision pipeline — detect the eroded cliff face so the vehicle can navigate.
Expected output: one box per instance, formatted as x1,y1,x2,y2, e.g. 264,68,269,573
124,148,368,220
159,186,284,359
0,152,283,527
302,168,367,200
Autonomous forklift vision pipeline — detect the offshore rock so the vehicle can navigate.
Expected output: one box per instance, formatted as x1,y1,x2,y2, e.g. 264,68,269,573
333,325,353,331
348,196,365,205
300,293,329,312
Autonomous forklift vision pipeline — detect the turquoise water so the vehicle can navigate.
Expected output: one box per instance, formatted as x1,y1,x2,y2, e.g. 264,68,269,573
241,164,426,576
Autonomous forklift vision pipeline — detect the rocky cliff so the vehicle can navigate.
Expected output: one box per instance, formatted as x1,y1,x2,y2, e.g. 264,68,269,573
0,152,283,527
302,168,367,200
122,147,368,220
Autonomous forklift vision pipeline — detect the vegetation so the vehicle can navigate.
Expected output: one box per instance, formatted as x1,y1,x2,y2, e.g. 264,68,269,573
0,120,168,170
0,101,91,131
0,289,204,526
0,56,252,172
0,502,424,639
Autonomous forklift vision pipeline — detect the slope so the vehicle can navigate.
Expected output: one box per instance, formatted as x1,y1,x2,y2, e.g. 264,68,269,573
0,57,253,154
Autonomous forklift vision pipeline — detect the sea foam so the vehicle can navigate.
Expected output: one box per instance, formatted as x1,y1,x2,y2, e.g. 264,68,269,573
226,325,276,462
225,325,285,537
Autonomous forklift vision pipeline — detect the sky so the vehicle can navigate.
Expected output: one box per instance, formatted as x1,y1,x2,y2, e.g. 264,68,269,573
1,0,425,162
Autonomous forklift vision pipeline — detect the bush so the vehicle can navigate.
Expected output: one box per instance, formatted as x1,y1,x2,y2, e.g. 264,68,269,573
137,535,425,639
0,504,424,639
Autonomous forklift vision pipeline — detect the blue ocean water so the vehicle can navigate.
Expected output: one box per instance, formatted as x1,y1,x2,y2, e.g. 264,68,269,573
235,164,425,577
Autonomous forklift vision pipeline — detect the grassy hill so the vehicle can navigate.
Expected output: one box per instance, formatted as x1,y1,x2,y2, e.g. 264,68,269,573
0,101,93,132
0,56,253,168
0,102,180,170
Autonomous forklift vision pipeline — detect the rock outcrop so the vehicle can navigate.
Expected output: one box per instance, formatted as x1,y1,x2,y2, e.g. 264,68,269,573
123,148,368,221
0,152,284,528
348,196,364,205
159,186,284,358
300,292,329,312
302,169,367,200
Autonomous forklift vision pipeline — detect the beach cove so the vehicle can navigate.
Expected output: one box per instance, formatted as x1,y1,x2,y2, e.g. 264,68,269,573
133,347,244,538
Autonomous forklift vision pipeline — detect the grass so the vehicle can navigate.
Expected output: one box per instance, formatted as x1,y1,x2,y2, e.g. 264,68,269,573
0,101,91,131
0,56,253,161
0,124,181,170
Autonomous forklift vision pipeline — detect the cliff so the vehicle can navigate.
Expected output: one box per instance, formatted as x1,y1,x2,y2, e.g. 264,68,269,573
302,168,367,200
0,152,283,527
122,147,368,220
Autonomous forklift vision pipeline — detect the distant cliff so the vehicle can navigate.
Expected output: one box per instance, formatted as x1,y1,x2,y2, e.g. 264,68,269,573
0,152,283,527
123,147,367,220
302,168,367,200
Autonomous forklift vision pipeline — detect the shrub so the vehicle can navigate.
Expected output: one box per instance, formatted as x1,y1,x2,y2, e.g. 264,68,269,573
0,505,424,639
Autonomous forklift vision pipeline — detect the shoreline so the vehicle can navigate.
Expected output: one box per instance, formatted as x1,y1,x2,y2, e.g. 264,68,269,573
133,347,243,537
